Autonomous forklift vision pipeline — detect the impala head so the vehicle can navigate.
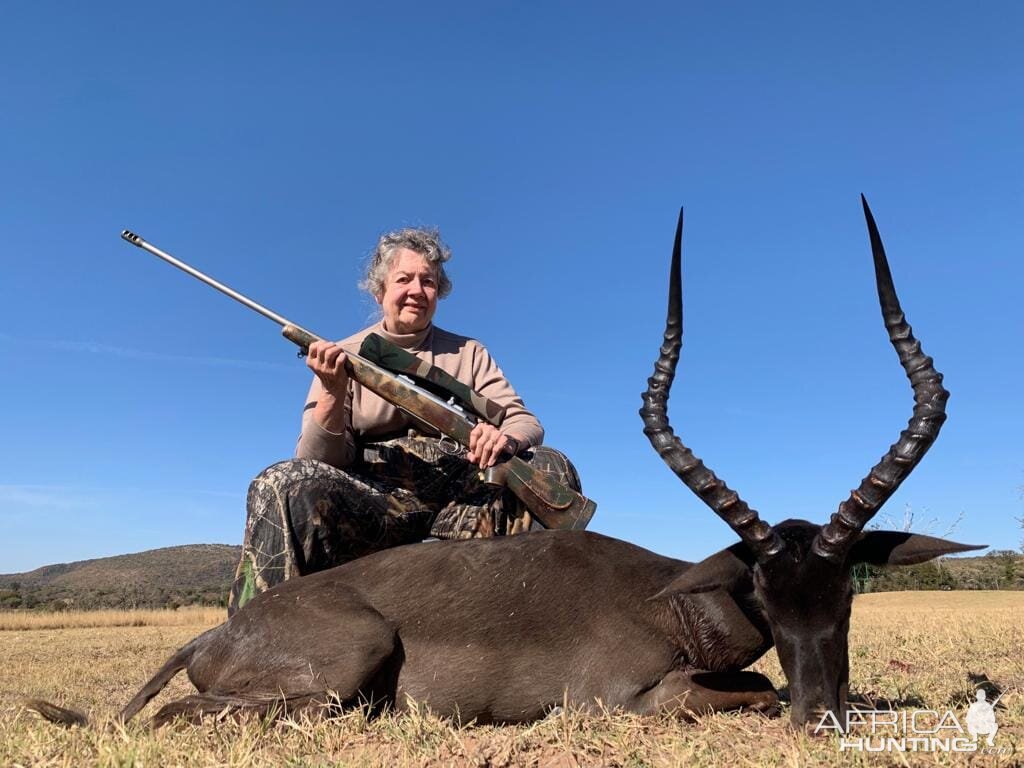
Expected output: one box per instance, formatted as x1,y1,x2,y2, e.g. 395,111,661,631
640,199,984,727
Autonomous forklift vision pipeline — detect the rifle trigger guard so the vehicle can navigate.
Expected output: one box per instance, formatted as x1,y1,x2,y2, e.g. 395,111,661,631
437,435,462,456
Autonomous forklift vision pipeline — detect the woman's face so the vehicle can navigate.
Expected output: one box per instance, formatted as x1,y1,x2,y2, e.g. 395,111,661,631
377,248,439,334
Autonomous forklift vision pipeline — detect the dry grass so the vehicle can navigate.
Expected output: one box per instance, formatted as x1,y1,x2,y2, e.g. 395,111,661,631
0,606,223,631
1,592,1021,767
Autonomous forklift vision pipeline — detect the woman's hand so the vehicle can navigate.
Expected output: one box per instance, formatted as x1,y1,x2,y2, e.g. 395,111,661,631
307,340,349,394
467,423,520,468
307,340,349,432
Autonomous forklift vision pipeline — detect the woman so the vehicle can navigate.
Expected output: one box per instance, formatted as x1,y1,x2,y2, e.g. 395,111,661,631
228,228,582,614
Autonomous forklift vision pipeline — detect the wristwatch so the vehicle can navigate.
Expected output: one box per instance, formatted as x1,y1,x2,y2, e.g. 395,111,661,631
503,436,521,457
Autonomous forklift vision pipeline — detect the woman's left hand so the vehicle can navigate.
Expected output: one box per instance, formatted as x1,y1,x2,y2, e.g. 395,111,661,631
467,423,517,468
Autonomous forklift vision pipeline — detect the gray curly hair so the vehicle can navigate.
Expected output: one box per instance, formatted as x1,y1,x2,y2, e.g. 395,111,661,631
360,228,453,299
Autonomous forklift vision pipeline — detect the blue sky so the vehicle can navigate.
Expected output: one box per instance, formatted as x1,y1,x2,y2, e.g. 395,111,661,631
1,2,1021,573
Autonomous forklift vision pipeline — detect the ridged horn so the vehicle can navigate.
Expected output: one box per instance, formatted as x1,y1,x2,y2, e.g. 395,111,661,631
640,209,785,562
813,196,950,561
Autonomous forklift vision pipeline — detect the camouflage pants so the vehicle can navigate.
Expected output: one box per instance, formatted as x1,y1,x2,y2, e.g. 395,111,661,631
227,437,581,615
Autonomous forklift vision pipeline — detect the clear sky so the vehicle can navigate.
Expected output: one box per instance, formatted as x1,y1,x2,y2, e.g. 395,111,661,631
1,2,1021,574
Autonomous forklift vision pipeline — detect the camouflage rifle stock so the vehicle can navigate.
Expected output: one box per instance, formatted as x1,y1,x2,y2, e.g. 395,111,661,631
120,230,597,531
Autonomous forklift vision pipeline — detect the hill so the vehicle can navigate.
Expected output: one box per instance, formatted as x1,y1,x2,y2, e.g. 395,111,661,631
0,544,241,610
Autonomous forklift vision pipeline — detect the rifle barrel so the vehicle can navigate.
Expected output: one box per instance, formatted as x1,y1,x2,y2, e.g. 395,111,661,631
121,230,319,341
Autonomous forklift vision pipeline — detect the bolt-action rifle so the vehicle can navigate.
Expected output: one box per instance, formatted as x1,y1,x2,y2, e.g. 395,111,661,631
120,231,597,531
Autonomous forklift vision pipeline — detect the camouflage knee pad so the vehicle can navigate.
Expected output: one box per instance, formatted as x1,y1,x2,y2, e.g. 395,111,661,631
501,446,583,535
228,457,434,615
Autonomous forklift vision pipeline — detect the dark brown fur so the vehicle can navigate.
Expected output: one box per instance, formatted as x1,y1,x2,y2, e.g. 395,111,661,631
27,531,785,727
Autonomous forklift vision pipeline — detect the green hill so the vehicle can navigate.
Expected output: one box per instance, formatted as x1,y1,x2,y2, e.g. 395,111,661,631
0,544,241,610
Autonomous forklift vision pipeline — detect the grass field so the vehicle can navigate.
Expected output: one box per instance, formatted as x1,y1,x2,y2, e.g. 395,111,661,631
1,592,1021,767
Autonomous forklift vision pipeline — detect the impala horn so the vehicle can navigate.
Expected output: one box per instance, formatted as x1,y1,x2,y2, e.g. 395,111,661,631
640,209,785,563
812,196,950,561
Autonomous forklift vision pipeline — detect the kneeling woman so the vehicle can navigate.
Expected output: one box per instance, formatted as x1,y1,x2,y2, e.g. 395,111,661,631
229,228,583,614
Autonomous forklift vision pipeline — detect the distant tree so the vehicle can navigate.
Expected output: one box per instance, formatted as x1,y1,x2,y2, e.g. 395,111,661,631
985,550,1020,589
865,561,959,592
855,504,967,593
1018,477,1023,551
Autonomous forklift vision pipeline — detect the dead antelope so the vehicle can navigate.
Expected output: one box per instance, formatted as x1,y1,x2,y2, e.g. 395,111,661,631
27,197,981,730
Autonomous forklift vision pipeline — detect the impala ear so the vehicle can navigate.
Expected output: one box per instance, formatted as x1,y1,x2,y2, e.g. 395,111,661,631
651,543,755,598
849,531,986,566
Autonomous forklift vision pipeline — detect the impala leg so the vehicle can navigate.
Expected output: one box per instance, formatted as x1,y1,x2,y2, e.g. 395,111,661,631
637,669,780,718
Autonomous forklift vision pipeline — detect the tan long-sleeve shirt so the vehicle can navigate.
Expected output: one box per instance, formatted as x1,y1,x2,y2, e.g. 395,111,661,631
296,322,544,468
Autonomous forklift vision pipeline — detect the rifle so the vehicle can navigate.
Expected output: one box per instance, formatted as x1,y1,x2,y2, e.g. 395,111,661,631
120,230,597,531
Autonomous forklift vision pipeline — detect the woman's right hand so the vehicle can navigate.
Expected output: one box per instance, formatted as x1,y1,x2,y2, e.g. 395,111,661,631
306,340,350,396
307,341,350,433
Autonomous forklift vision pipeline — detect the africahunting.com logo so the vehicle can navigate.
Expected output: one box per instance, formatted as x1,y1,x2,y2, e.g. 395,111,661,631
815,689,1009,754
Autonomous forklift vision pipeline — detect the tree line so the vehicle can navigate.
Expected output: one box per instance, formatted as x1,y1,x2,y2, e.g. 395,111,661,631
0,582,228,611
855,550,1022,593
